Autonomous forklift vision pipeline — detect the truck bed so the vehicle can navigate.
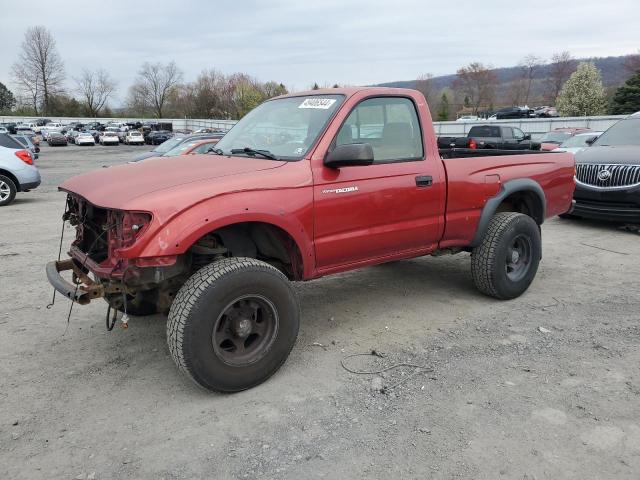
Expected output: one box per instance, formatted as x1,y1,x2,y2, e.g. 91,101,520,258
438,151,575,248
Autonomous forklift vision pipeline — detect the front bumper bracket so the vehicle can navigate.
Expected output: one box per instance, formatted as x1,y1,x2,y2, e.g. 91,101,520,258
46,259,108,305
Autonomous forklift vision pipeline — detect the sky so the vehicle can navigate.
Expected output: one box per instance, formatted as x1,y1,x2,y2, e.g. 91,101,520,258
1,0,638,105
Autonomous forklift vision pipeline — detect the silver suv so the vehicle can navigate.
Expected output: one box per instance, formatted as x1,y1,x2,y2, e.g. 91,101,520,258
0,134,41,206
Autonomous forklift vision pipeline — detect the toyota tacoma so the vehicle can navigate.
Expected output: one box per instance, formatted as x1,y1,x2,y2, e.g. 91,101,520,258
46,87,575,392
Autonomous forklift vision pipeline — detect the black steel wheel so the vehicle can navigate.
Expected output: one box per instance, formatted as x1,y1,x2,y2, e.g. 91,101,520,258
471,212,541,299
167,258,300,392
505,234,532,282
212,295,279,367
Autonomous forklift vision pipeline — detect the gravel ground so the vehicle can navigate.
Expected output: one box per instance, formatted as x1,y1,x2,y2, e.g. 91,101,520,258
1,143,639,480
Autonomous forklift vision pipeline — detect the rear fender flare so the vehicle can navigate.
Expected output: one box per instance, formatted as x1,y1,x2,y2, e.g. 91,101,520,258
470,179,546,247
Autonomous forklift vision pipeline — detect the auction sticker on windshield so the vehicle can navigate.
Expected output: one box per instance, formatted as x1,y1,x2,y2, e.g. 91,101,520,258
299,98,337,109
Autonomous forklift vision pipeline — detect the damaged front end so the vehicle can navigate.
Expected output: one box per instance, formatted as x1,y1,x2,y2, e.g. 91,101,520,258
46,194,190,315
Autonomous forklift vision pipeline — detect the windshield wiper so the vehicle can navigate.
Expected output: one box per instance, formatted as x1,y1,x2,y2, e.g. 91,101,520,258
208,147,224,155
230,147,278,160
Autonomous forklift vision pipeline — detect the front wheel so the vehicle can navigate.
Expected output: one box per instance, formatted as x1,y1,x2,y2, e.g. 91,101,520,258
471,212,541,299
167,258,300,392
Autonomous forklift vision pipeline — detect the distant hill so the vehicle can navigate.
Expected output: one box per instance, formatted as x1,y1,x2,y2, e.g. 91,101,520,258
376,55,634,104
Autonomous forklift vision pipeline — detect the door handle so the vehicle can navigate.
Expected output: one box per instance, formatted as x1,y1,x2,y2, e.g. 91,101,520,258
415,175,433,187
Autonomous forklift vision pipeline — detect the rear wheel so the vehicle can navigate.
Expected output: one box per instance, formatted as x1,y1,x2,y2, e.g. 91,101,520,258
167,258,300,392
471,212,541,299
0,175,17,206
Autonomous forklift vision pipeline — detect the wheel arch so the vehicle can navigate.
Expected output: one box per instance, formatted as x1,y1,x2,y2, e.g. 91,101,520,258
470,179,546,247
0,169,20,192
139,210,313,281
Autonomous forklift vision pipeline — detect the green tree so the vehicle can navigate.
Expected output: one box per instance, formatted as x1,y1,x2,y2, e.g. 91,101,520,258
234,81,263,118
556,62,606,116
0,82,16,112
610,71,640,114
437,92,450,121
312,82,320,90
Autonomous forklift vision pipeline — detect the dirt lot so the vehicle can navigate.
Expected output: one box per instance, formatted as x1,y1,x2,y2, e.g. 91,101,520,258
1,143,639,479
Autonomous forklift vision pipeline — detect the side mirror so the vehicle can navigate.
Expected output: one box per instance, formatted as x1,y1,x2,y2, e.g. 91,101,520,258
523,133,531,140
324,143,374,169
585,136,597,145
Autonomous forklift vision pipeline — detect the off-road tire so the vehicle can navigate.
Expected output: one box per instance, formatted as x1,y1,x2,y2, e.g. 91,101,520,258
471,212,541,300
167,257,300,392
0,175,17,207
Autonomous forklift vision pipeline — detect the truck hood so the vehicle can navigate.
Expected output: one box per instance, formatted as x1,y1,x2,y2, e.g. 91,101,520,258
59,154,287,210
574,145,640,165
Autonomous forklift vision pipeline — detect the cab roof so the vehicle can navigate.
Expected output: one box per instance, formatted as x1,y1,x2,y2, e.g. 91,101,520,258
276,86,420,100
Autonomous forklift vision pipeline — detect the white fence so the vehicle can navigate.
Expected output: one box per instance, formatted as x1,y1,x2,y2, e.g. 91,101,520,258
0,116,238,132
1,114,625,139
432,115,625,139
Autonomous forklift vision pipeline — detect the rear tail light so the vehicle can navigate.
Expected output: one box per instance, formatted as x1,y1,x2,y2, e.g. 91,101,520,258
468,139,477,150
15,149,33,165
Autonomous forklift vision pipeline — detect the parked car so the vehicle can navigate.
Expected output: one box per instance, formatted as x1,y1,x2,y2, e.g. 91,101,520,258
0,122,17,134
456,115,479,122
0,127,8,134
11,134,39,159
89,130,101,143
533,106,559,118
131,133,224,162
569,111,640,223
46,87,575,392
99,132,120,145
15,126,35,136
495,107,534,119
554,131,602,154
145,130,173,145
437,125,540,150
0,134,41,206
75,132,96,146
47,132,68,146
539,128,592,151
124,131,145,145
161,138,221,157
66,130,80,144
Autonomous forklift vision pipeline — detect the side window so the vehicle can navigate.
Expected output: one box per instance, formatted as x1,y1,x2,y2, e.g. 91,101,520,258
334,97,423,163
513,128,525,141
502,127,513,139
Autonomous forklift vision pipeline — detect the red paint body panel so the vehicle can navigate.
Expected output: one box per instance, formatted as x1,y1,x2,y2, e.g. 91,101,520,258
58,87,575,281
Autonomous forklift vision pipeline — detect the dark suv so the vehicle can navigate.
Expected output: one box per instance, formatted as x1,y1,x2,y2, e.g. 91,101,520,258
571,112,640,223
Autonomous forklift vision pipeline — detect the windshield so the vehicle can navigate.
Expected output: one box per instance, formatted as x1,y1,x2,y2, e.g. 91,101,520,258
541,132,572,143
593,118,640,146
214,94,344,160
560,134,598,148
153,136,184,153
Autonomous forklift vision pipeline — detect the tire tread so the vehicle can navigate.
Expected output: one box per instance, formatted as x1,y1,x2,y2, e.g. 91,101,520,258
167,257,295,391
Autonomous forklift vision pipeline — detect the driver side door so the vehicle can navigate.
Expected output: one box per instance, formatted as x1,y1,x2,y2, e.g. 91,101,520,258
312,96,445,271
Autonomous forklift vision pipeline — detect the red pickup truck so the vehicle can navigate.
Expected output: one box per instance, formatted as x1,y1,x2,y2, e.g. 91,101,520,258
47,87,575,392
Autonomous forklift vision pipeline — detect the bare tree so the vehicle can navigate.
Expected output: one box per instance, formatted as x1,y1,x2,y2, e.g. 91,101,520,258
545,51,577,103
519,54,542,105
11,26,65,115
414,73,438,112
129,61,183,118
453,62,497,114
11,62,40,114
75,69,116,117
506,79,527,106
624,51,640,74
